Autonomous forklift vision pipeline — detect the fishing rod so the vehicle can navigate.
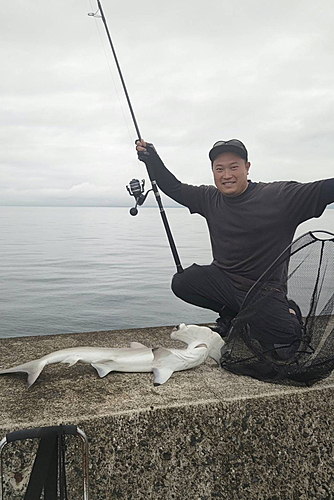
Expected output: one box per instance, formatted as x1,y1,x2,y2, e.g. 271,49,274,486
88,1,183,273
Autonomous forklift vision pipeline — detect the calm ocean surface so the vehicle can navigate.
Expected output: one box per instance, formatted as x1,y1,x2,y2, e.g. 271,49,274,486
0,206,333,338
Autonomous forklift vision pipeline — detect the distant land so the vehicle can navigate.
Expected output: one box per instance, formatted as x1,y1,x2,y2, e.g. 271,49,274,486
0,202,333,209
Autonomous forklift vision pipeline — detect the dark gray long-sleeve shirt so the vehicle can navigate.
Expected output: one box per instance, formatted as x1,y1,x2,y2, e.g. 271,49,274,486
143,147,334,281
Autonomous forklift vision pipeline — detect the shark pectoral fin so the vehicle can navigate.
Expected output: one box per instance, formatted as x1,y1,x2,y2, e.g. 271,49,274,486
152,367,174,386
91,362,116,378
152,348,177,386
129,342,148,349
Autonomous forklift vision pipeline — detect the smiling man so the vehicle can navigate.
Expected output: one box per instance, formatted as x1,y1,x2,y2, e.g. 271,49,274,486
210,141,250,197
135,139,334,354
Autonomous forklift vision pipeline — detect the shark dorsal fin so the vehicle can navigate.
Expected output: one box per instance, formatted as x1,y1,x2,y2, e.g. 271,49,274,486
61,356,80,367
129,342,148,349
152,347,174,361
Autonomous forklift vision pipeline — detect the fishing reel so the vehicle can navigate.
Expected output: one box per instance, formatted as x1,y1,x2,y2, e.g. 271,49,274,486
126,179,152,216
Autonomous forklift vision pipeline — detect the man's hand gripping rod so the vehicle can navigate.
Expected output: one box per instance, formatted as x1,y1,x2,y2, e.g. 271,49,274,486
89,0,183,273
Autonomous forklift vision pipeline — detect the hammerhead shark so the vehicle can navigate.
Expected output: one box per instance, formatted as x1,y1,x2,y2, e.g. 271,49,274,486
0,324,224,388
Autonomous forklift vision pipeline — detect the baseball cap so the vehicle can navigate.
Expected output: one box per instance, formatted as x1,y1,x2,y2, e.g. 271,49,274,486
209,139,248,163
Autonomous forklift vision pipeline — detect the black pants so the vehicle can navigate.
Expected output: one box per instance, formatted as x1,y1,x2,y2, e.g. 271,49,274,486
172,263,301,346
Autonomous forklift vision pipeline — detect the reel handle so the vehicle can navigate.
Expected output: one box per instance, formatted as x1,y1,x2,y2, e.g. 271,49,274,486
126,178,152,215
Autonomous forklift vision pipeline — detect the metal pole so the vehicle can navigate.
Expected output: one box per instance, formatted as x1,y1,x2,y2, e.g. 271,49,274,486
77,428,89,500
0,437,6,500
92,1,183,272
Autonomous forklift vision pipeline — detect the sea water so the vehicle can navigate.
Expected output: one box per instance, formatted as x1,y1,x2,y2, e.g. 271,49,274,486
0,206,333,338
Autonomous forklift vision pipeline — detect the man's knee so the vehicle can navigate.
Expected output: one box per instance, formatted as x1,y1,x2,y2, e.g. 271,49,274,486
171,263,203,299
171,272,187,299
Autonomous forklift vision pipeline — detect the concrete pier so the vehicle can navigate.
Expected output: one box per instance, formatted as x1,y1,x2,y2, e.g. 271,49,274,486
0,326,333,499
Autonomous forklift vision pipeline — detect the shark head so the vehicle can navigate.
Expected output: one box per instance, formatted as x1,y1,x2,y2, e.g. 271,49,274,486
171,324,225,364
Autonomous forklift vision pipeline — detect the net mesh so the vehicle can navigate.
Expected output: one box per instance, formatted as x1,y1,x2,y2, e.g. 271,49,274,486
221,231,334,384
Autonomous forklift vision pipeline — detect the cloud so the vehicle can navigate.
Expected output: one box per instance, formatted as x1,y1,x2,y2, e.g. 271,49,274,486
1,0,334,206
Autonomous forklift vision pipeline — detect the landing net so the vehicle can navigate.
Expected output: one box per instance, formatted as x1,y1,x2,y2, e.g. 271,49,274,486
221,231,334,384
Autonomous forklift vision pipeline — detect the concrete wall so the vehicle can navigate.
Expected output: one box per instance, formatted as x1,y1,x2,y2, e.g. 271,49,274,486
0,326,333,499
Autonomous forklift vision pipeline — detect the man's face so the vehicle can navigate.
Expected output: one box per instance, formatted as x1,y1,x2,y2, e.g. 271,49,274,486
212,152,251,197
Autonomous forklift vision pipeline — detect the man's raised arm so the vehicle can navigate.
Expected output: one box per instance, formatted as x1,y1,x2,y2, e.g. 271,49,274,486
135,140,184,205
318,178,334,210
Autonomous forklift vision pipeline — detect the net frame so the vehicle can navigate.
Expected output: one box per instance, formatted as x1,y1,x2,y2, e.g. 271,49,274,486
221,231,334,384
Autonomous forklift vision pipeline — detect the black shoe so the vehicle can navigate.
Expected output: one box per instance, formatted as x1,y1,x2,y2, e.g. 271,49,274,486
288,299,305,339
211,316,234,338
270,300,304,361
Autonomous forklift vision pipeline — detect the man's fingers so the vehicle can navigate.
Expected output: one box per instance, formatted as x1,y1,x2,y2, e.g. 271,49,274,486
135,139,147,149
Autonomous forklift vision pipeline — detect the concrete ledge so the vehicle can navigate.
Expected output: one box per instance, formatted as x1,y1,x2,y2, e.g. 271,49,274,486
0,326,333,499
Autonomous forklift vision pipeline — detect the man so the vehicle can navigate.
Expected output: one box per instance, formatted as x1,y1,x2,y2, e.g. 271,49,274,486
135,139,334,357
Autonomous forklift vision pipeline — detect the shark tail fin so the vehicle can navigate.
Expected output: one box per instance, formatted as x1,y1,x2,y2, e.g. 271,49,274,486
0,359,47,389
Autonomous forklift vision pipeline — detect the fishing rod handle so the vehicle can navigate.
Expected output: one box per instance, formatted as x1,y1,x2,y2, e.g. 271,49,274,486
139,155,183,273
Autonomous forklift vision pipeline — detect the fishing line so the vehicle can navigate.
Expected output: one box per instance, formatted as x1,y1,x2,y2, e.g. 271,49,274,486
89,0,142,139
88,0,183,273
88,0,133,144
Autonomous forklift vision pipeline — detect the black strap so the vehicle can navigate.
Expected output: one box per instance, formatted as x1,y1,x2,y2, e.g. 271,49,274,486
44,436,58,500
21,426,70,499
24,435,58,500
59,434,68,500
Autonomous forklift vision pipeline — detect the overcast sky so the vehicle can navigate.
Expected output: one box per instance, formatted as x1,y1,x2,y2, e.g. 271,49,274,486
1,0,333,206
